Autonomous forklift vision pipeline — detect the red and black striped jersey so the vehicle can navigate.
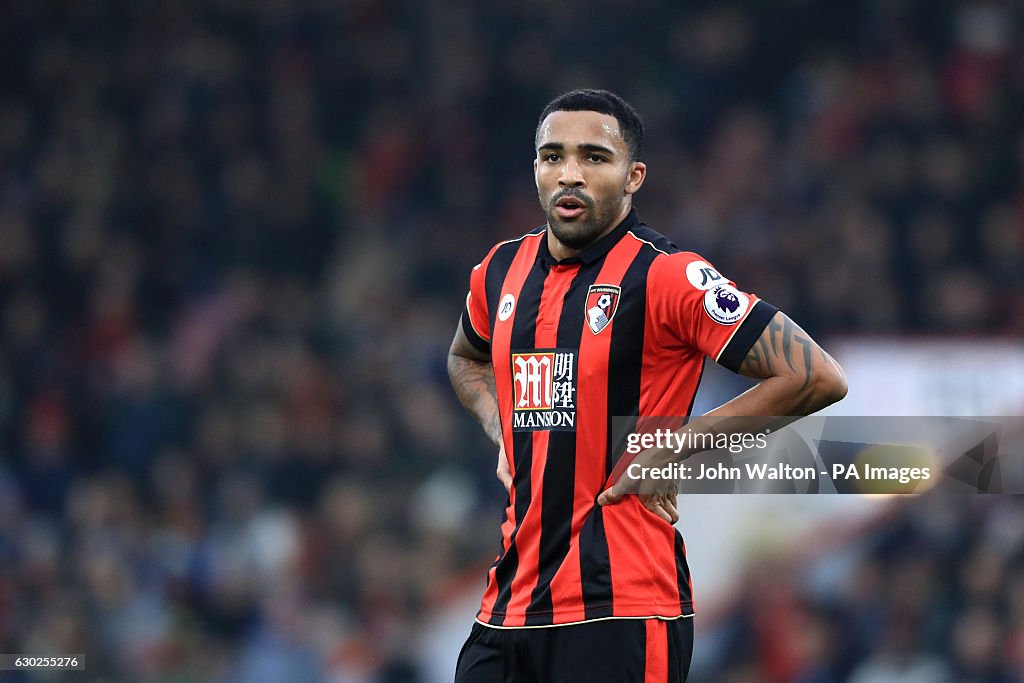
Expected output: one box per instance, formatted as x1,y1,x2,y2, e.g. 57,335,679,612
460,208,776,627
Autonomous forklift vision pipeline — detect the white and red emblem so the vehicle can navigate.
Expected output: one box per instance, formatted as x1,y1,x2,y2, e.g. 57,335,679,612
584,285,621,335
511,349,577,431
513,352,554,410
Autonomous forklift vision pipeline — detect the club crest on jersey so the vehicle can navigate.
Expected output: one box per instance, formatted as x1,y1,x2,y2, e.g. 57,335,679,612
511,349,577,431
584,285,621,335
704,284,749,325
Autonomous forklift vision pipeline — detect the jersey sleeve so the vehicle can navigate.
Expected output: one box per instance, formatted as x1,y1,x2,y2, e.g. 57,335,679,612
648,252,778,372
460,257,492,354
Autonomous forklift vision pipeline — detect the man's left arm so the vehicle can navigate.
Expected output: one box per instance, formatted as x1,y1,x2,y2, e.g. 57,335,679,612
707,310,847,418
598,311,846,505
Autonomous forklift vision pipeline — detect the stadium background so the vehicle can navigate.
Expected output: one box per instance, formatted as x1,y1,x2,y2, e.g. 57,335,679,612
1,0,1023,681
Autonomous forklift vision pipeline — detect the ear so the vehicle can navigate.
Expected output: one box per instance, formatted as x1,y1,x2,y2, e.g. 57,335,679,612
624,161,646,195
533,158,539,188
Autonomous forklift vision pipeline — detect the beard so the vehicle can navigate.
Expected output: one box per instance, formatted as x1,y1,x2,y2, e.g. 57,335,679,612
543,189,626,251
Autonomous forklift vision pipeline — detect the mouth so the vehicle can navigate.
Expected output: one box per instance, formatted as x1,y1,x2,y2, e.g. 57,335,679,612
554,196,588,219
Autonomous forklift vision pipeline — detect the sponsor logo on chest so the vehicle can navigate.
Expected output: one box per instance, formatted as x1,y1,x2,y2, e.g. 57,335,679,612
511,349,577,431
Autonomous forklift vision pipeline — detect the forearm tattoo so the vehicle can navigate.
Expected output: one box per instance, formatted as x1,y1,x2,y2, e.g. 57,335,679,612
448,354,502,445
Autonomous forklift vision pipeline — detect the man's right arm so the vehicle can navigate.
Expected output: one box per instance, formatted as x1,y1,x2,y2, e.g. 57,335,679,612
447,321,501,446
448,321,512,491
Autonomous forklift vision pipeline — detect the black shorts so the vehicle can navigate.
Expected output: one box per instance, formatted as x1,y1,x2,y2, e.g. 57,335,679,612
454,617,693,683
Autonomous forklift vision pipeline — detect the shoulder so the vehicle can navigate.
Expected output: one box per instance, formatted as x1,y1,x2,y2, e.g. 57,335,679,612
621,224,721,274
623,223,679,257
499,224,546,249
617,224,719,291
479,225,545,265
644,248,738,312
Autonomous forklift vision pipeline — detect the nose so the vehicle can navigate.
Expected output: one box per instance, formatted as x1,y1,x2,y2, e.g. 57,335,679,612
558,158,585,187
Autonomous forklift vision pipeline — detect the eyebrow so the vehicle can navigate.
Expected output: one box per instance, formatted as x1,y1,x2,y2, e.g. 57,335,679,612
537,142,617,156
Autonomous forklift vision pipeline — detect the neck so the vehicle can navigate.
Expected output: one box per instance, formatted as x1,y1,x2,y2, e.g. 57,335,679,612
547,201,632,262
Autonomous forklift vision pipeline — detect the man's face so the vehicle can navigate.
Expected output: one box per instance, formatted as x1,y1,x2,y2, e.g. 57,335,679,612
534,110,645,251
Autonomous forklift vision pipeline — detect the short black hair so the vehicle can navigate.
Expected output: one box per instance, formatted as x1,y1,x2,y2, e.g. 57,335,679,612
536,89,644,161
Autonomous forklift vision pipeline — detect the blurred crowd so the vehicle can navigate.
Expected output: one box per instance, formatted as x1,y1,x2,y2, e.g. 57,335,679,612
699,496,1024,683
0,0,1022,681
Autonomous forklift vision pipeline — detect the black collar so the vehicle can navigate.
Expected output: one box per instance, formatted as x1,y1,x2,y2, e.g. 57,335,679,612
538,207,641,268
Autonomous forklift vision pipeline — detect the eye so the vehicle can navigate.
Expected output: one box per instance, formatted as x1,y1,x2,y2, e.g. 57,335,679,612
542,153,561,163
587,154,606,163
